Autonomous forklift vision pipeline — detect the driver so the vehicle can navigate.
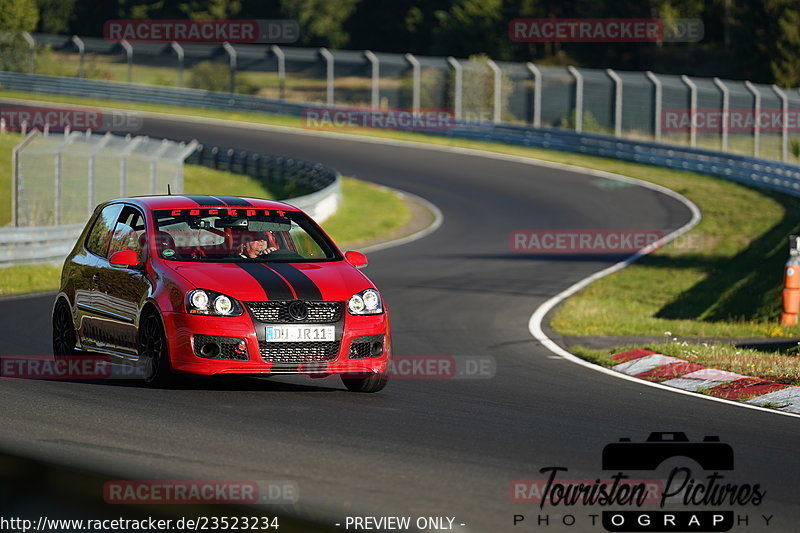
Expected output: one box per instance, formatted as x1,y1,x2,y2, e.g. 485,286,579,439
239,232,278,259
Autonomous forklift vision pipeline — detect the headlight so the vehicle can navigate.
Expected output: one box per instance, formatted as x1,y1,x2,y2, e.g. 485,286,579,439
348,289,383,315
190,290,209,310
213,295,233,315
187,289,242,316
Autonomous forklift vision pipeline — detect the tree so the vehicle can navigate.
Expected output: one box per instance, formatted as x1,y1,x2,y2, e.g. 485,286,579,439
0,0,39,72
280,0,359,48
0,0,39,31
769,0,800,86
36,0,77,34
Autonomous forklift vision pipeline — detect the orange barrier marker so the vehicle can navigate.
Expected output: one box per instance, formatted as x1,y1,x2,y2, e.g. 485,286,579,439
781,236,800,326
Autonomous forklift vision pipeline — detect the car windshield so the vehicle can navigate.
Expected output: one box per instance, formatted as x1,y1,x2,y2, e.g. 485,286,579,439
152,208,340,263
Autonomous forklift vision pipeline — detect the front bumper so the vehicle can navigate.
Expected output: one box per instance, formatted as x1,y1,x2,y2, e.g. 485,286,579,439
162,310,390,376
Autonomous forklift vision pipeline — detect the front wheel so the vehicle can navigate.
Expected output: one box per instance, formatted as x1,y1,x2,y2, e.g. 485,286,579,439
341,371,389,393
138,311,173,386
52,299,77,356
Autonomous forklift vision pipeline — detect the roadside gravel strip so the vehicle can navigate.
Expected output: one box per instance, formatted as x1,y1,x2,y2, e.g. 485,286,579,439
611,350,800,414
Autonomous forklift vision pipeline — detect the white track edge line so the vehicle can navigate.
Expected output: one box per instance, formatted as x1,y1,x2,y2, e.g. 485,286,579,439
8,96,797,418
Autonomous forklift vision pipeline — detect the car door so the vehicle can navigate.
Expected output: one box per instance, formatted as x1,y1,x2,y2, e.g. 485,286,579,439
77,203,122,350
93,205,152,355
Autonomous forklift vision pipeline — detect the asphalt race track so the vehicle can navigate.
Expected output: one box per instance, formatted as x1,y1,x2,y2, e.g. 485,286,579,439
1,109,798,532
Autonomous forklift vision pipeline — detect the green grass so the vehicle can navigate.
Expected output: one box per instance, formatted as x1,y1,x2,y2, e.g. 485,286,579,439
0,177,407,296
572,342,800,386
1,129,409,296
0,132,22,223
323,179,410,246
1,91,796,339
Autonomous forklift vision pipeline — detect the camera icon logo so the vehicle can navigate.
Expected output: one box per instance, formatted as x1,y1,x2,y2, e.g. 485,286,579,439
602,432,734,471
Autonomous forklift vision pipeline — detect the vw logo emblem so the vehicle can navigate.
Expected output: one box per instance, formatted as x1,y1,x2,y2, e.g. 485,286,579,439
287,300,308,321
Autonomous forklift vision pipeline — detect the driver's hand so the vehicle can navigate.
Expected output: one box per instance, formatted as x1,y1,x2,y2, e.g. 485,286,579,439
264,246,278,254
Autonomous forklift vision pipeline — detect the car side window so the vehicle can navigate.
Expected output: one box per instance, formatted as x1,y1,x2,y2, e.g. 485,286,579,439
108,207,146,261
85,204,123,258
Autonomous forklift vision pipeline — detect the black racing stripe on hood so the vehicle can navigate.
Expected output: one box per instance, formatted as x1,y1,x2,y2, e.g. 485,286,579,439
267,263,323,301
211,195,254,207
235,263,294,301
181,195,222,207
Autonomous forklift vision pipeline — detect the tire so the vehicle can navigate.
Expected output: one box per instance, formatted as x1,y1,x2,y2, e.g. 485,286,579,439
52,299,77,357
138,310,173,386
341,371,389,393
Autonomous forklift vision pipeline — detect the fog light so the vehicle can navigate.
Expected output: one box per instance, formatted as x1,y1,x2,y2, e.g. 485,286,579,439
235,340,247,355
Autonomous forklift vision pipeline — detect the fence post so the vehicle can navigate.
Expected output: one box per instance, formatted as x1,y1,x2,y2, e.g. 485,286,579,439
319,47,335,105
222,42,237,94
54,133,78,226
607,68,623,137
772,85,789,162
364,50,380,109
119,136,144,197
21,32,35,73
270,45,285,100
150,140,171,194
486,59,502,124
120,39,133,84
567,66,583,133
170,42,184,87
525,62,542,128
88,132,112,217
404,53,421,114
71,35,85,78
645,71,662,142
11,130,41,226
713,77,729,152
745,81,761,157
447,57,463,120
681,75,698,148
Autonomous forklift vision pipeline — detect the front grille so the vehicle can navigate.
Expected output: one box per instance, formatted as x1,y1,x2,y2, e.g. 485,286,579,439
259,341,341,364
247,301,343,323
349,334,384,359
194,334,249,360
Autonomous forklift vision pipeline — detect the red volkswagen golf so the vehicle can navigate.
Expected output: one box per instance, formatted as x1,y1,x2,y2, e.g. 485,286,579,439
51,195,391,392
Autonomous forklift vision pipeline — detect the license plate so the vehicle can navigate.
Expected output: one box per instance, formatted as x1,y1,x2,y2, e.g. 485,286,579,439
265,325,335,342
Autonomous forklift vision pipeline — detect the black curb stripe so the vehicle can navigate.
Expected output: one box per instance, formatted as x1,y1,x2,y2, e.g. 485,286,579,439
235,263,294,301
268,263,323,301
182,195,221,207
212,195,254,207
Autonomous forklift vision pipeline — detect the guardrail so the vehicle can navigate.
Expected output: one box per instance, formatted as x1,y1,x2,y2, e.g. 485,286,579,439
0,135,341,266
186,143,341,222
0,224,83,265
2,70,800,265
2,71,800,199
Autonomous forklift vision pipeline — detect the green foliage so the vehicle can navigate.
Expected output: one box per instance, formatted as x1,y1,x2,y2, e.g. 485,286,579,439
0,0,38,31
280,0,359,48
791,138,800,159
460,54,514,122
0,0,38,72
188,61,230,92
187,61,261,95
770,0,800,87
558,109,605,134
36,0,75,34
